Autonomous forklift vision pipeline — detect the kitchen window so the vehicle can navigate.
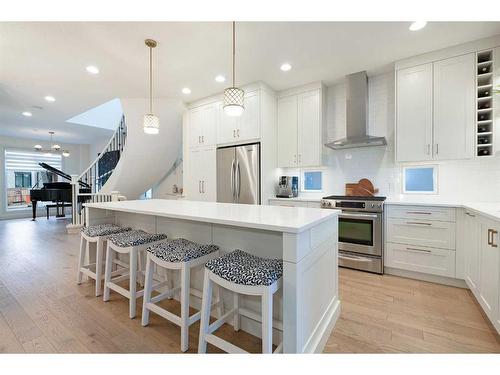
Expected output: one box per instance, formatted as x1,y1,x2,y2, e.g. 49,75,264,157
402,165,438,194
302,170,322,192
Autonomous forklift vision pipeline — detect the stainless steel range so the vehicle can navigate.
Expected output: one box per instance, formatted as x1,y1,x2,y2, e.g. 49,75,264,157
321,195,386,274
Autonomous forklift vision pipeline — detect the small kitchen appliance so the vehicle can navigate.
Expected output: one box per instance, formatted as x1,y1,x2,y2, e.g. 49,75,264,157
277,176,299,198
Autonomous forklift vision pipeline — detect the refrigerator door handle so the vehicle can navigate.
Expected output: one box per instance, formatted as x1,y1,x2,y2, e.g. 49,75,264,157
230,159,236,202
236,159,241,202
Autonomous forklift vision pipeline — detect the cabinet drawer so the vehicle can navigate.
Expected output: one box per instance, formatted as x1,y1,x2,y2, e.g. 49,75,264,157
385,242,456,277
386,218,456,249
268,200,309,208
386,205,456,222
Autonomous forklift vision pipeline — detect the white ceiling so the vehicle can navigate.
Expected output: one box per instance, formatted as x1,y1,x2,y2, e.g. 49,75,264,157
1,21,500,144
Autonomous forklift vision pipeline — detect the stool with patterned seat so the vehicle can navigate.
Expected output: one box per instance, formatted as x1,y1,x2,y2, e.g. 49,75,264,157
141,238,222,352
77,224,131,296
198,249,283,354
102,230,168,319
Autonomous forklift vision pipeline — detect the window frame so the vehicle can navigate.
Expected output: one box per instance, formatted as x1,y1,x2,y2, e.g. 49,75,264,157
401,164,438,195
301,170,323,193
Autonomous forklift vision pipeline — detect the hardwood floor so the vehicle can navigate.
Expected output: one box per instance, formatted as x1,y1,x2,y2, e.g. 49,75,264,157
0,217,498,353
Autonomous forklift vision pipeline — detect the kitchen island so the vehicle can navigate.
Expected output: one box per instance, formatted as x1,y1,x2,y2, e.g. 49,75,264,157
84,199,340,353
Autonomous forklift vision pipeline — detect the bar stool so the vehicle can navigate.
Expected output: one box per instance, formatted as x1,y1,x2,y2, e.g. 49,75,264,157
141,238,222,352
103,230,168,319
77,224,131,296
198,249,283,354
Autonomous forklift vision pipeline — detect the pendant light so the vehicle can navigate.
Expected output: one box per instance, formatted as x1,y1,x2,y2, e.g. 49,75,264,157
33,131,70,157
223,21,244,117
143,39,160,134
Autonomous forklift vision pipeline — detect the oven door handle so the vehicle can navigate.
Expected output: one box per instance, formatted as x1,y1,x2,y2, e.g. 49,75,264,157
339,254,373,262
340,213,379,219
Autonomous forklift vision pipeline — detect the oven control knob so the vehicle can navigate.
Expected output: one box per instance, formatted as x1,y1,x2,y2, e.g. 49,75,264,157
370,203,375,208
328,202,332,207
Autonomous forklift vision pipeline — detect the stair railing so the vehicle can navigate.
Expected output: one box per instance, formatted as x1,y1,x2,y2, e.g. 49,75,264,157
68,115,127,230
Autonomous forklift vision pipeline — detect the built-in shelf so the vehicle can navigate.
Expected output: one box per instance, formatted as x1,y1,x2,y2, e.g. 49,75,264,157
476,50,495,157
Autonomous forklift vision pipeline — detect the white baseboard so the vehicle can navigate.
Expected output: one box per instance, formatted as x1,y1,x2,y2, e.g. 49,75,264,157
303,297,341,353
385,267,467,288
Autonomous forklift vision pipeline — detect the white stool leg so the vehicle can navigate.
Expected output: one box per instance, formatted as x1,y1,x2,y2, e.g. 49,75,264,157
95,238,103,296
77,235,86,284
103,244,113,302
261,288,273,354
180,263,191,352
137,250,144,287
214,285,223,319
129,248,138,319
141,253,154,326
198,270,213,354
167,269,174,299
233,292,240,331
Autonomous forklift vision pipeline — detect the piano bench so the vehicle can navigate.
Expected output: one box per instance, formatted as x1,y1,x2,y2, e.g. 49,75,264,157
46,203,72,219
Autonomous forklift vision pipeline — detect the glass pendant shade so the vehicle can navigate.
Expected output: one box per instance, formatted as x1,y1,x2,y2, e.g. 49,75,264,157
62,150,70,157
143,113,160,134
223,87,245,117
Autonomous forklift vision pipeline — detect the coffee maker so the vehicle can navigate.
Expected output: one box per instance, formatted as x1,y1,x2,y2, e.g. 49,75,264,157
277,176,299,198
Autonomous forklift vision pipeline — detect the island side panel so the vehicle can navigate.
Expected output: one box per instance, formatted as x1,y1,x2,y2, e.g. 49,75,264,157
282,216,339,353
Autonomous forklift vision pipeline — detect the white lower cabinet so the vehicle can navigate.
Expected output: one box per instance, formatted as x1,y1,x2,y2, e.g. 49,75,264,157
464,211,481,293
385,242,456,278
386,218,456,250
188,147,216,202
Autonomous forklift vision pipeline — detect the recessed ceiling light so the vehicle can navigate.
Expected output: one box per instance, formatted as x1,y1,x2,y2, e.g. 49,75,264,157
409,21,427,31
22,111,32,117
280,63,292,72
86,65,100,74
215,75,226,83
45,96,56,102
182,87,191,95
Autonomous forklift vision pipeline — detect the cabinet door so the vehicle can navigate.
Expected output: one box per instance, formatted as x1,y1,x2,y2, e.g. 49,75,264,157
200,147,217,201
478,220,499,322
217,102,239,144
238,91,260,141
277,95,298,167
188,149,205,200
188,107,204,148
201,104,217,146
297,90,321,167
433,54,475,160
396,64,433,162
464,211,481,294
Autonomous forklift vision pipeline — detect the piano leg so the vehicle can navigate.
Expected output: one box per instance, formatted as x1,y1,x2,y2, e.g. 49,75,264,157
32,200,37,221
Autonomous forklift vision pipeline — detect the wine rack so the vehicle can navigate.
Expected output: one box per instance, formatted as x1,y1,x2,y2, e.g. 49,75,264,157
476,50,494,157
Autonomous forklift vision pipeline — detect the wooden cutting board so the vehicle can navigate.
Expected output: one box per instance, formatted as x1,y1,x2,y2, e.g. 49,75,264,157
345,178,379,196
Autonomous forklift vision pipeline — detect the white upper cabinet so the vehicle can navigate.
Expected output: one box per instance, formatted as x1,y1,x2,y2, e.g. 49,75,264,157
217,90,260,144
433,54,475,160
277,86,324,168
189,103,217,148
277,95,298,167
297,90,321,167
396,64,433,162
396,53,475,162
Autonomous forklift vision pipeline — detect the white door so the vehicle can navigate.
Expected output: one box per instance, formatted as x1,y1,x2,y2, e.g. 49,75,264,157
433,54,475,160
464,211,481,294
238,91,260,141
277,95,298,167
297,90,321,167
478,219,499,322
188,107,204,148
189,148,204,200
217,102,239,144
396,64,433,162
200,147,217,201
201,104,217,146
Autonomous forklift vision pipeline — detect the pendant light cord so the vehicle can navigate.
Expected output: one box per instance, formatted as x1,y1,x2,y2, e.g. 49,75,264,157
149,46,153,114
232,21,235,87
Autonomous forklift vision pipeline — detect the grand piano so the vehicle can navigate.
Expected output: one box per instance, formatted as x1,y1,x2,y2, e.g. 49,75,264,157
30,162,91,220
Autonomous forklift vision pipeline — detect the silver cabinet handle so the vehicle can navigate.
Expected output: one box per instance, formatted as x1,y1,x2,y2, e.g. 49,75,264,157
465,212,476,217
233,129,236,138
237,129,240,138
406,221,432,226
406,247,431,253
198,180,202,193
202,135,204,143
298,154,301,163
406,211,431,215
435,143,439,155
293,154,297,164
201,180,205,194
339,255,372,263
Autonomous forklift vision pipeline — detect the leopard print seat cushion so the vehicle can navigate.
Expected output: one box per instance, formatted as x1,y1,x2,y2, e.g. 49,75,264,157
147,238,219,263
205,249,283,286
108,230,168,247
81,224,131,238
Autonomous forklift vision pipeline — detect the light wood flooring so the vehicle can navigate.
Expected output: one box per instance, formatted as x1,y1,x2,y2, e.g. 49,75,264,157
0,217,498,353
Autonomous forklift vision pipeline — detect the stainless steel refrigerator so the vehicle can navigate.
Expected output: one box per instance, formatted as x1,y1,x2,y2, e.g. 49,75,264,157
217,143,260,204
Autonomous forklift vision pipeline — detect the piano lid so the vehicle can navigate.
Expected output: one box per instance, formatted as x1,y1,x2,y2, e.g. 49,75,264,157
38,162,91,188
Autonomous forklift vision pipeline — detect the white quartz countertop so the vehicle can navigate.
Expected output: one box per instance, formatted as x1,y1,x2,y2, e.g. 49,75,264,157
85,199,339,233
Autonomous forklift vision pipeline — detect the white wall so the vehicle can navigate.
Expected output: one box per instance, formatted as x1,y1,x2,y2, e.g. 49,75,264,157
0,135,93,219
283,71,500,202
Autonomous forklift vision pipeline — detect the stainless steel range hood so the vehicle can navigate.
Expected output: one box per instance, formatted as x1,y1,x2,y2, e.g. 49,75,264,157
325,71,386,150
